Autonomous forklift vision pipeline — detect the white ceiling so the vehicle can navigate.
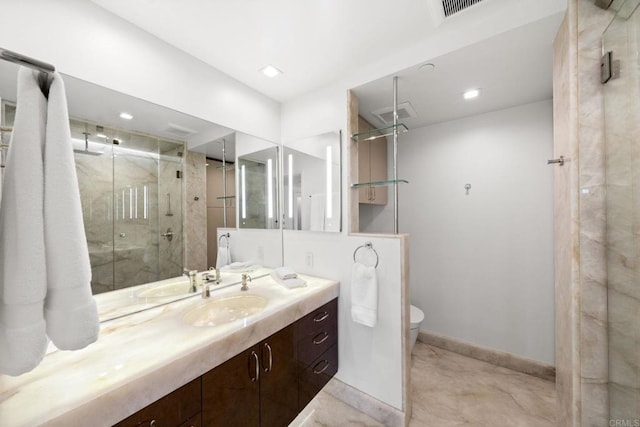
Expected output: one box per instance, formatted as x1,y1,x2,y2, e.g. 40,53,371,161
89,0,565,128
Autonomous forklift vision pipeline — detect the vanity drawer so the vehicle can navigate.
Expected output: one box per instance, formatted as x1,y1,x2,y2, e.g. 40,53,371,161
298,344,339,410
113,378,201,427
296,315,337,367
296,298,337,342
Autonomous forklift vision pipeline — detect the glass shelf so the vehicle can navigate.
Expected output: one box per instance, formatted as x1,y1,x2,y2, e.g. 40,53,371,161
351,123,408,142
215,164,235,170
215,195,236,200
351,179,409,188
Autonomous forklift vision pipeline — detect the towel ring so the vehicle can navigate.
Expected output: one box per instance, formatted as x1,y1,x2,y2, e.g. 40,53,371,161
218,233,230,247
353,241,379,268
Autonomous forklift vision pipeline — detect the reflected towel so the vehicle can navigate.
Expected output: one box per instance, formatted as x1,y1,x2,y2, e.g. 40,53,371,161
215,244,231,269
270,271,306,289
350,262,378,327
43,72,99,350
0,68,49,375
309,193,325,231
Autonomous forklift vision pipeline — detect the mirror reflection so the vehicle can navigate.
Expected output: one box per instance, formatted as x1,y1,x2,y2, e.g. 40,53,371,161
282,131,341,232
0,60,282,321
237,143,280,230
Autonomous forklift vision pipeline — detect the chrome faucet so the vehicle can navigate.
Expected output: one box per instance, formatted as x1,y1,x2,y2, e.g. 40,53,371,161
241,273,251,292
184,269,198,293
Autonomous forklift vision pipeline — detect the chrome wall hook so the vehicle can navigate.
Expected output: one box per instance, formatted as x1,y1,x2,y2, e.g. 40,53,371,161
465,184,471,195
547,156,565,166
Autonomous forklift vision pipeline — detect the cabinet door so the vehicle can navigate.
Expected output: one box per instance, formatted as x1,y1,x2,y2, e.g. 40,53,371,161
369,138,388,205
113,378,201,427
259,324,298,427
202,346,260,427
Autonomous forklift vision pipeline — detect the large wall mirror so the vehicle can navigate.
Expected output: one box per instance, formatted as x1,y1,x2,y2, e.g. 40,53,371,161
282,131,341,232
0,59,282,321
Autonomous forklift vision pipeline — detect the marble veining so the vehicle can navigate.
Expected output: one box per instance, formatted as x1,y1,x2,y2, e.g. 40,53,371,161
0,274,338,426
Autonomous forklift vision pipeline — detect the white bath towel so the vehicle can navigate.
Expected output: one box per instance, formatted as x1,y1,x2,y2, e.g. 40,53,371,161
309,193,325,231
0,68,49,375
270,271,306,289
350,262,378,327
215,244,231,269
274,266,297,280
43,72,99,350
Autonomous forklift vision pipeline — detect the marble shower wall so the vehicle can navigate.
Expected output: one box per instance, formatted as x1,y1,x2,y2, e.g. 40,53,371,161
603,3,640,420
553,1,616,425
184,150,207,271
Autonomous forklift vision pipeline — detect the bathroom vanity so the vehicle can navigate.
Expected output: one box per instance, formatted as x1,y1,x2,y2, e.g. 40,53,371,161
0,274,339,426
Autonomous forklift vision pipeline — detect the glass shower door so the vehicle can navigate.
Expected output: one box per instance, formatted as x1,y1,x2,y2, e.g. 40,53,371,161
602,0,640,421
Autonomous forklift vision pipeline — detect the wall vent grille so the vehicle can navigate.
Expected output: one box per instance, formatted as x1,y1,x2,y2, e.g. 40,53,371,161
442,0,484,17
372,102,417,125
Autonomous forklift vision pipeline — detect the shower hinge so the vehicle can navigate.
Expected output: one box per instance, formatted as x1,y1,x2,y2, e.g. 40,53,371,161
601,51,620,84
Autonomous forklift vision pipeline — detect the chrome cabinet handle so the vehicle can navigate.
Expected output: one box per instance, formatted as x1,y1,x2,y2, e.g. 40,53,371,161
313,360,330,375
313,332,329,345
149,421,155,427
547,156,565,166
313,311,329,322
263,343,273,373
249,351,259,382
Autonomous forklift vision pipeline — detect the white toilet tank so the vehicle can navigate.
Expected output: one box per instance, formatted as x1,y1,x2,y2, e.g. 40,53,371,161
410,305,424,352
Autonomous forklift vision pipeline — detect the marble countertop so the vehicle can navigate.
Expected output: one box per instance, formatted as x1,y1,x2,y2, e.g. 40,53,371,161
0,274,339,426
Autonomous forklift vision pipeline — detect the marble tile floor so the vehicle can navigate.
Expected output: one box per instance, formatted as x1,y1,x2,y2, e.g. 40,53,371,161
291,342,557,426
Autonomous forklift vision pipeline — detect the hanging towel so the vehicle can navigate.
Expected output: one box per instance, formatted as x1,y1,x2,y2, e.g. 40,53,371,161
43,72,99,351
215,242,231,269
309,193,325,231
350,261,378,327
0,68,49,375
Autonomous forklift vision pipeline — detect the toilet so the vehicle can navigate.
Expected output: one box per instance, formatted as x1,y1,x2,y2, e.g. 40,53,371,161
410,305,424,352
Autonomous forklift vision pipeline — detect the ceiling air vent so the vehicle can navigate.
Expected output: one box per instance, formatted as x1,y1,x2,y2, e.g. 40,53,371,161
441,0,484,17
371,102,417,125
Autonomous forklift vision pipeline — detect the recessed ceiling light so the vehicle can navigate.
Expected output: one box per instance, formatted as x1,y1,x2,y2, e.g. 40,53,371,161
120,112,133,120
463,89,480,100
96,133,107,139
260,65,282,78
419,63,435,72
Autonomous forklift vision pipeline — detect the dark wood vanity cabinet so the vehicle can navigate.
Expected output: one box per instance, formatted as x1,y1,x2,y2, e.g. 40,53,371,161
113,378,201,427
113,298,337,427
202,324,298,427
296,299,339,410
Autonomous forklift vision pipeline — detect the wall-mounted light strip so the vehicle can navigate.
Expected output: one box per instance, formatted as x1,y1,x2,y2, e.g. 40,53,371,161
143,185,148,219
326,146,333,219
241,164,247,219
288,154,293,219
267,158,274,219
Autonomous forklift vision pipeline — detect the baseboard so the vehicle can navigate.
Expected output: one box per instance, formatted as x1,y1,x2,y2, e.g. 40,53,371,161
417,330,556,381
324,378,406,426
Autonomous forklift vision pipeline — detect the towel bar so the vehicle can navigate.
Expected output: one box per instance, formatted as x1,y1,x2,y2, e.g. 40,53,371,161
352,241,379,268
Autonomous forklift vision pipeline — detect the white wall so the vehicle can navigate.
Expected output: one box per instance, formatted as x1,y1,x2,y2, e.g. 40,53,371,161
399,100,555,364
0,0,280,142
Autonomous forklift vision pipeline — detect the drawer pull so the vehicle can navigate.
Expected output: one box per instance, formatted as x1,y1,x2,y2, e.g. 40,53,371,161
249,351,260,382
263,342,273,373
134,419,156,427
313,311,329,322
313,359,330,375
313,332,329,345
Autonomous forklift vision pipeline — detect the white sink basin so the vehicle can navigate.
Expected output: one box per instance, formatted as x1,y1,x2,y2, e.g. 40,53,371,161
183,294,268,327
137,281,191,299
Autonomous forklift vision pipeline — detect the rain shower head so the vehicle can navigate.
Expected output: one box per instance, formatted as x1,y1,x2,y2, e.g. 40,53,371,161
73,132,104,156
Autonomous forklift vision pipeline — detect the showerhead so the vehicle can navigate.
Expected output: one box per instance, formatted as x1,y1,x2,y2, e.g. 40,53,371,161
73,132,104,156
